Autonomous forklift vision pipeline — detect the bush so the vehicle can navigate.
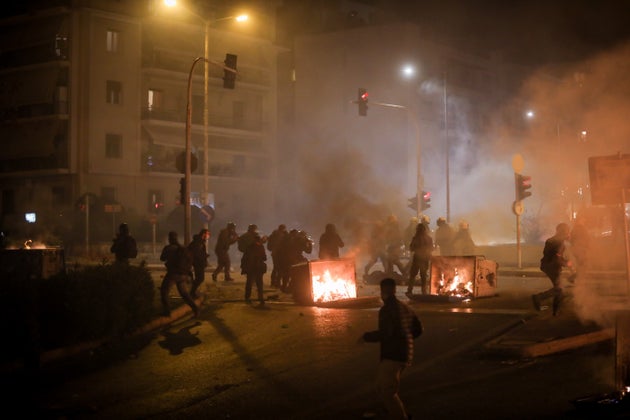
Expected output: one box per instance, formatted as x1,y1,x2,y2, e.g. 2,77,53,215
38,262,155,349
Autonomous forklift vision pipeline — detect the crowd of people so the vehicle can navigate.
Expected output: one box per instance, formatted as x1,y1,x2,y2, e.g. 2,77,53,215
111,210,590,316
363,214,478,295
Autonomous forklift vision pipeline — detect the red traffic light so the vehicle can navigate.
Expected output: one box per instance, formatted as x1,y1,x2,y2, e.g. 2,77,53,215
358,88,368,116
515,173,532,201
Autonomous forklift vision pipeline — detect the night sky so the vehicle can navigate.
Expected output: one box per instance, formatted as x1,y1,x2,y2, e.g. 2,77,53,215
383,0,630,66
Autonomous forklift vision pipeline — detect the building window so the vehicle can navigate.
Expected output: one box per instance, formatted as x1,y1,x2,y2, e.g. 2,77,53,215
148,89,163,110
2,190,15,215
106,30,119,53
55,35,68,58
106,80,122,104
105,133,122,159
102,187,116,204
233,101,245,128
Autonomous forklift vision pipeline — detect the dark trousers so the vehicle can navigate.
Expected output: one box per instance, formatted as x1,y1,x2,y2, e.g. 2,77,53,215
213,251,232,280
245,272,264,303
191,266,205,295
270,253,280,287
408,256,430,294
160,273,198,316
535,271,563,315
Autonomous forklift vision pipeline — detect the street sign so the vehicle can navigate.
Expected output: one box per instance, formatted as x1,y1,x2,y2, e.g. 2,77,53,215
589,154,630,205
512,200,524,216
199,205,215,223
104,204,122,213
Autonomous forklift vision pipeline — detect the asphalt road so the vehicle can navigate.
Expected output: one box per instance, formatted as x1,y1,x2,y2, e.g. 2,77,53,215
4,272,623,420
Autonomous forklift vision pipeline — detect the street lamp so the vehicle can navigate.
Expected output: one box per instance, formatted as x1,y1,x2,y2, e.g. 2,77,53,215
163,0,248,240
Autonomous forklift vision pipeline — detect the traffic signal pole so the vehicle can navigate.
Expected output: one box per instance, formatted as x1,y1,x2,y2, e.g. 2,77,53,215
185,56,238,244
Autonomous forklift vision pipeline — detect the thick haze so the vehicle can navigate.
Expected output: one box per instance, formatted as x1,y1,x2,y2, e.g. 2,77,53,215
272,1,630,253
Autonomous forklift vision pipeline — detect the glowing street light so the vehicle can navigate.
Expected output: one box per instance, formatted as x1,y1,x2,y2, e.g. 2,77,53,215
163,0,248,242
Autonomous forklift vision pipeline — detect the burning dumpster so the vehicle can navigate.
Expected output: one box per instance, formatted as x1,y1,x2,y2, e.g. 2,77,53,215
429,255,497,299
290,258,357,306
0,247,66,280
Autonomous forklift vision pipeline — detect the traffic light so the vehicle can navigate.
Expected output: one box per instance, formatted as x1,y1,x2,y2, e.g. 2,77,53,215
223,53,237,89
358,88,368,116
515,173,532,201
407,195,417,211
179,177,185,205
421,190,431,210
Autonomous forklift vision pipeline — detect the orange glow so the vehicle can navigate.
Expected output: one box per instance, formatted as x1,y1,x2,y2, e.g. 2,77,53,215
312,269,357,303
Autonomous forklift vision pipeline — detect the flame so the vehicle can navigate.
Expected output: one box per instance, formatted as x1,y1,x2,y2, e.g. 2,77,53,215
438,267,474,297
311,269,357,303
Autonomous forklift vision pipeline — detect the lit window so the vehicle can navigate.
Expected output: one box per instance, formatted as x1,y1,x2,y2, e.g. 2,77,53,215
106,80,122,104
105,133,122,158
148,89,163,110
106,30,119,53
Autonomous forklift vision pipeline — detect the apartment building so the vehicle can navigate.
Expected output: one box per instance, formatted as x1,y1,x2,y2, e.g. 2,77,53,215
0,0,280,251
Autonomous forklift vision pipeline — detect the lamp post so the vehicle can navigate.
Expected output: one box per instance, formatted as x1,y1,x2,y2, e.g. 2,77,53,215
163,0,247,241
443,72,450,223
185,57,208,245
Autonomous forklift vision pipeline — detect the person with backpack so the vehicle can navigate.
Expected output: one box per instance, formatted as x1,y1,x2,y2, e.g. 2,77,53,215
110,223,138,264
159,231,199,318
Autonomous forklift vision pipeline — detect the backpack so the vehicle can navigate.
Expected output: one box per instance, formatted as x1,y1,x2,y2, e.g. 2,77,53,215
170,245,192,275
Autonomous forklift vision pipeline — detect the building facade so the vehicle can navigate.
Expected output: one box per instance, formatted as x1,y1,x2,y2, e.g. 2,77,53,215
0,0,280,252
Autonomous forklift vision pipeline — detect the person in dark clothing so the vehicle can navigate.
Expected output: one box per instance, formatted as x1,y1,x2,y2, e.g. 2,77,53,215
407,222,434,296
212,222,238,282
533,222,572,316
361,278,423,420
110,223,137,264
318,223,345,260
276,229,313,293
452,220,476,256
383,215,406,276
159,231,199,318
188,228,210,297
238,224,259,258
267,224,288,288
242,232,268,305
434,217,455,256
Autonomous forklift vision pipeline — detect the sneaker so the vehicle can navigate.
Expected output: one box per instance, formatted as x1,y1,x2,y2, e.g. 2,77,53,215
405,290,413,299
532,295,542,311
225,277,235,282
212,273,218,282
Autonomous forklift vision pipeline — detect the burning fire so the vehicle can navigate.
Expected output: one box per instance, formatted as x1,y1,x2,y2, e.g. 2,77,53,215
437,267,474,298
311,269,357,303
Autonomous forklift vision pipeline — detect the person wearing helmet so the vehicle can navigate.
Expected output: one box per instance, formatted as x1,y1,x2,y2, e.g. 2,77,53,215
318,223,344,260
212,222,238,282
434,217,455,256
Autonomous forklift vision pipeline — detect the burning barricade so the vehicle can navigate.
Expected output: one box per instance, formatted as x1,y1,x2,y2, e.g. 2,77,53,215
429,255,498,299
290,258,360,306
